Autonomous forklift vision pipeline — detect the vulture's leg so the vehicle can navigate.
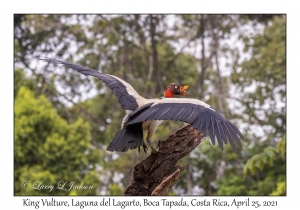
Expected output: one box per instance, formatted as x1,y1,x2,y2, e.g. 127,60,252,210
146,129,158,153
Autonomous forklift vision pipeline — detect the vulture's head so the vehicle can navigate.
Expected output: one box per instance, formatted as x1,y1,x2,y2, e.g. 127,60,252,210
164,83,188,98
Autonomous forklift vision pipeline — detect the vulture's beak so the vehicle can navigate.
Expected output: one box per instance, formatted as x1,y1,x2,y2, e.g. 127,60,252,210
180,85,188,96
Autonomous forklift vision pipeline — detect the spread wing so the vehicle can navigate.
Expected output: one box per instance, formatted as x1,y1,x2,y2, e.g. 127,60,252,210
125,98,244,151
41,58,144,111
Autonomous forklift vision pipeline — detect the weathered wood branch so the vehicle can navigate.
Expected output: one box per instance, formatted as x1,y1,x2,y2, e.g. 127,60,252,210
124,125,205,196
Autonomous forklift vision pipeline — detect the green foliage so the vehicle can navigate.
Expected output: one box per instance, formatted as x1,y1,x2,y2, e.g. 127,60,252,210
244,147,277,175
107,184,124,195
270,182,286,196
214,175,247,195
14,69,36,97
277,135,286,156
243,135,286,195
14,87,101,195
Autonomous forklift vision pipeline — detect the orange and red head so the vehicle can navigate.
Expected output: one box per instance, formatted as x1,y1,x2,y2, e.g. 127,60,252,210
164,83,188,98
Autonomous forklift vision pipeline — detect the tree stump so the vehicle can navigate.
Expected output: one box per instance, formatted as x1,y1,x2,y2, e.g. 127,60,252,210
124,124,205,196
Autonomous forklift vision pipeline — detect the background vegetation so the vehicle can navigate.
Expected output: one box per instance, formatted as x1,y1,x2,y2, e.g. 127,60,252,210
14,14,286,195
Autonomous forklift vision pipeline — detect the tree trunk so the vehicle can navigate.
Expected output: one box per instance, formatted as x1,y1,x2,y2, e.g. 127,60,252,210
214,50,226,116
124,125,204,196
197,15,207,99
150,15,163,95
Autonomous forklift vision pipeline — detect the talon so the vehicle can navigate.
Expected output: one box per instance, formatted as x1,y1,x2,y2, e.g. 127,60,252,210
157,140,161,148
143,143,148,154
139,142,148,154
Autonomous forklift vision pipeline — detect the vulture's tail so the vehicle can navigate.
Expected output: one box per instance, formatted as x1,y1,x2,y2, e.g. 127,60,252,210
107,123,143,152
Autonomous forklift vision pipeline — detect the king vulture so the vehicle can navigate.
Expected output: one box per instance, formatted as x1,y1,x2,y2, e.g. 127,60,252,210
41,58,244,153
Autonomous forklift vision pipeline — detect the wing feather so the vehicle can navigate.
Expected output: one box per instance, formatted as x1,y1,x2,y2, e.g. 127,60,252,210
204,113,210,138
173,107,188,120
134,107,159,123
208,117,217,148
222,122,237,152
161,104,183,120
169,104,185,120
213,117,223,150
197,116,206,135
152,107,172,119
227,121,244,140
183,104,194,121
216,119,227,144
226,122,243,148
186,108,198,123
40,57,144,111
125,100,244,151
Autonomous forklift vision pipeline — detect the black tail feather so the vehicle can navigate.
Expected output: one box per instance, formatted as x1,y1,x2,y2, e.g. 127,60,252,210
107,123,143,152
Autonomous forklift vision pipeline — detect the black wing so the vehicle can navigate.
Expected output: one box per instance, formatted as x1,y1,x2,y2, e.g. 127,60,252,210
125,100,244,151
40,57,143,111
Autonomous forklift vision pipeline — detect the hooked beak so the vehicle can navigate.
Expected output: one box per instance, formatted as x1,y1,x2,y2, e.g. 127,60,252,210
180,85,188,96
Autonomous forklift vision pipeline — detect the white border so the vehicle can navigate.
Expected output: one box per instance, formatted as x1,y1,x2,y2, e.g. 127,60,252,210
3,0,298,209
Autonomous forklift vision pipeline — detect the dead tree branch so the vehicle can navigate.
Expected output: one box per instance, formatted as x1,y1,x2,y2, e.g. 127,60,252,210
124,125,205,196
